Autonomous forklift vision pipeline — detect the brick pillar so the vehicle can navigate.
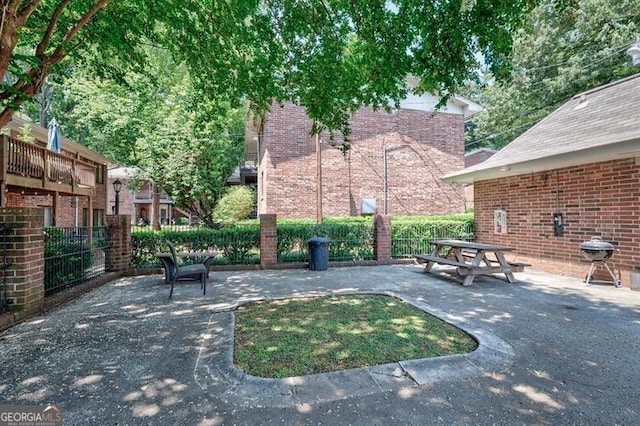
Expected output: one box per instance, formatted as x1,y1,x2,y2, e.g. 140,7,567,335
374,214,391,264
0,208,44,312
106,215,131,273
260,214,277,269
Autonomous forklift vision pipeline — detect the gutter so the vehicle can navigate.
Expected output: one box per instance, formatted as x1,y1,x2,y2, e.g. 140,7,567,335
442,138,640,184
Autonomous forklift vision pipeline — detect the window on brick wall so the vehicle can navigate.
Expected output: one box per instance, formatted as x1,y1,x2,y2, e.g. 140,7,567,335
44,207,54,227
93,209,104,226
96,165,104,184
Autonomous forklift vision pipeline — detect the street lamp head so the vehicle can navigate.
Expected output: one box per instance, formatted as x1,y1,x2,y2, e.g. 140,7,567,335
113,178,122,194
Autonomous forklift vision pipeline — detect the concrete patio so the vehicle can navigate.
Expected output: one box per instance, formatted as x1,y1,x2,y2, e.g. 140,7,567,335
1,264,639,425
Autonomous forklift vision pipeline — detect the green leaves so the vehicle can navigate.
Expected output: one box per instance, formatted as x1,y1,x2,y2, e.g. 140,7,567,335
168,0,535,134
213,186,256,226
466,0,640,151
4,0,536,134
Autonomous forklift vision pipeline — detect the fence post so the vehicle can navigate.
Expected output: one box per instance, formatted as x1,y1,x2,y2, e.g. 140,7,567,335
260,214,277,269
106,215,131,273
0,208,44,312
374,214,391,264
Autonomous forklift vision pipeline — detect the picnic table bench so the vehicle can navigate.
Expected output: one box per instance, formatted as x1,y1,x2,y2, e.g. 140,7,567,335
415,239,530,286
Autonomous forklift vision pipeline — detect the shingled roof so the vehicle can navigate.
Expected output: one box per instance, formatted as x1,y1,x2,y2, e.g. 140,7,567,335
442,73,640,184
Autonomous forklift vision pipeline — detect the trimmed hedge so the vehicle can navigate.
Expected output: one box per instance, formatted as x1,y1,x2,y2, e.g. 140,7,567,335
277,217,374,262
130,214,475,267
130,223,261,268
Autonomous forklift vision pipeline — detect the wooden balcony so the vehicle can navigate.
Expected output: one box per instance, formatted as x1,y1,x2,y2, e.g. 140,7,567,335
1,135,97,197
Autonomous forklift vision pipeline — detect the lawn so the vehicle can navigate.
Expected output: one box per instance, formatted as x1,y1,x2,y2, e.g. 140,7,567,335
233,294,477,378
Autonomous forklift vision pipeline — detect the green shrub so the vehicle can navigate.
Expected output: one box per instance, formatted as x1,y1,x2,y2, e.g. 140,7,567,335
44,228,92,295
175,217,189,225
213,186,256,226
130,223,261,267
277,217,374,262
130,214,474,267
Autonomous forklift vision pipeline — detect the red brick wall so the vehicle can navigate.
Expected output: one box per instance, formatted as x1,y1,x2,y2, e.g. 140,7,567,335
5,193,52,209
0,208,44,312
260,103,465,218
4,192,106,227
106,215,131,272
474,158,640,284
464,149,495,167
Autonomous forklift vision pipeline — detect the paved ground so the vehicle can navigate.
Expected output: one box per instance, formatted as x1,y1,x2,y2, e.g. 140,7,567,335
1,264,639,425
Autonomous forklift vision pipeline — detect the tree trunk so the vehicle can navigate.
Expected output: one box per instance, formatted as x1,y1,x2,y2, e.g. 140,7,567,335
151,184,161,231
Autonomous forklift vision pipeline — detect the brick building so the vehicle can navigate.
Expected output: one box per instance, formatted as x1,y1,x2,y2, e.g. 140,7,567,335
1,116,109,227
442,75,640,286
463,148,496,210
249,85,482,219
107,166,189,226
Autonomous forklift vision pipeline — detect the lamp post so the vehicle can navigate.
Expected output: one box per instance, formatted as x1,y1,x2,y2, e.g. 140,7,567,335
113,178,122,215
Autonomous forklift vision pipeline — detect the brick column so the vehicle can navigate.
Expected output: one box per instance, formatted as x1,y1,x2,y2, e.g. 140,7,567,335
374,214,391,264
106,215,131,273
0,208,44,312
260,214,277,269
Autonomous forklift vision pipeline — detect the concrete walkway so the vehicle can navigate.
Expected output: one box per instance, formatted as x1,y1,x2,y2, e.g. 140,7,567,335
1,265,639,425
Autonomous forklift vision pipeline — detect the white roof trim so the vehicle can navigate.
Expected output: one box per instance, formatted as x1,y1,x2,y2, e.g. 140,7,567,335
442,138,640,184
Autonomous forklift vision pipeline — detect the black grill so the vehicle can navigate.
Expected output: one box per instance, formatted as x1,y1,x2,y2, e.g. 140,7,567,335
579,237,622,287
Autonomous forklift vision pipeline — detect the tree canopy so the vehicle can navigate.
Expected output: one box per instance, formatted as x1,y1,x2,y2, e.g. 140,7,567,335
465,0,640,150
2,0,537,132
1,0,154,127
33,48,246,227
2,0,540,225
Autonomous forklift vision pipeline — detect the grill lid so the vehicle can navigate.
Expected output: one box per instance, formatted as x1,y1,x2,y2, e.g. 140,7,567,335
580,236,614,251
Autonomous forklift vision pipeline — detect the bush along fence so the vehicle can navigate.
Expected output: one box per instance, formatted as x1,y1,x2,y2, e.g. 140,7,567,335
44,226,108,296
276,217,375,263
1,208,474,321
390,214,475,259
130,224,261,268
0,209,127,324
130,213,475,270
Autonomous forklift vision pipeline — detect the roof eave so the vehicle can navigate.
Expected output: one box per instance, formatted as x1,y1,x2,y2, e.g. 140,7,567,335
442,138,640,184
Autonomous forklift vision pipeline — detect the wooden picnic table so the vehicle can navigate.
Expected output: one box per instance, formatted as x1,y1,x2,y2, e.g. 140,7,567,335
414,239,529,286
156,251,219,284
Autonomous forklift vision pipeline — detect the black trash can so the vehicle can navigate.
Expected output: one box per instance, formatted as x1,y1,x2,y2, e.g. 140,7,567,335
308,237,329,271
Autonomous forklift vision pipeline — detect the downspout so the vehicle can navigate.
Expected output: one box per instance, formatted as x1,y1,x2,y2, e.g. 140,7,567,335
74,197,79,227
383,145,388,215
316,133,323,224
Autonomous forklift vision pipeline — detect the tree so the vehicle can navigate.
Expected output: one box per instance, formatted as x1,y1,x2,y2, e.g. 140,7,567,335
19,69,147,162
168,0,538,136
465,0,640,151
32,47,245,227
2,0,537,134
139,102,245,228
1,1,140,127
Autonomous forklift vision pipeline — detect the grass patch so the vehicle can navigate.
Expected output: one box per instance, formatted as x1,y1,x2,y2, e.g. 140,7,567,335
233,294,477,378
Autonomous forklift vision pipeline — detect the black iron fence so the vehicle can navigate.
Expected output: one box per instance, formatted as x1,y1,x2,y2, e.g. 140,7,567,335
390,217,475,258
44,226,108,296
